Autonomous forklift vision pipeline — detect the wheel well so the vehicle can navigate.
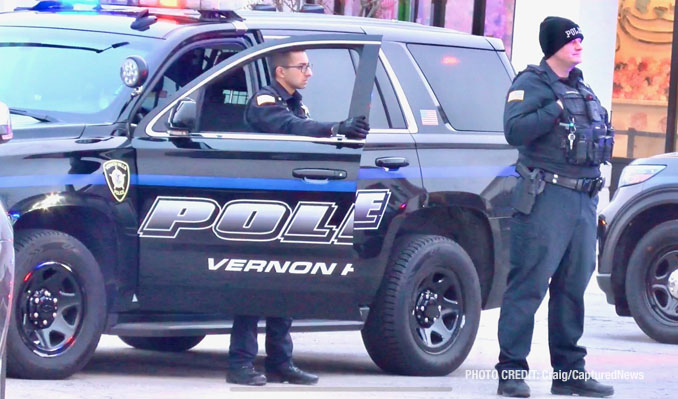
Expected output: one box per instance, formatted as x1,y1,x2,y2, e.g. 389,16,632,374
611,204,678,315
397,206,494,307
13,207,118,292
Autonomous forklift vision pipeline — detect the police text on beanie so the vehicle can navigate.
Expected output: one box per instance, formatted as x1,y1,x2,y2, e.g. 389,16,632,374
539,16,584,59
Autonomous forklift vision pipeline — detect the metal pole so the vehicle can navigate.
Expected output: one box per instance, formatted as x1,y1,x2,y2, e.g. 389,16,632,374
472,0,487,36
665,0,678,153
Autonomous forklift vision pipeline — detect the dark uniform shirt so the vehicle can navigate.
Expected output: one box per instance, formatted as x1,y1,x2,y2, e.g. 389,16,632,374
244,81,335,137
504,59,601,179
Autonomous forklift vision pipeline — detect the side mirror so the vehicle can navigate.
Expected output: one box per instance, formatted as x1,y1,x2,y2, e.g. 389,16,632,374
0,102,12,144
166,98,197,136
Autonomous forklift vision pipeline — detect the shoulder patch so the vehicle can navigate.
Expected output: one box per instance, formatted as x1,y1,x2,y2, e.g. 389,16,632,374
507,90,524,102
256,94,277,106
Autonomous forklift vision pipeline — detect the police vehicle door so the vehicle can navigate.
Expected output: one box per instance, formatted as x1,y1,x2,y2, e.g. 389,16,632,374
133,35,380,318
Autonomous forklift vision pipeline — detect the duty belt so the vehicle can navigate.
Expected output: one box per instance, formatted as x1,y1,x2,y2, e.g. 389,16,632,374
542,171,605,196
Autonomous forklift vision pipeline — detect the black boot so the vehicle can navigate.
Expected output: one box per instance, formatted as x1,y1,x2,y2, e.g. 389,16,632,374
551,372,614,397
266,363,319,385
497,378,531,397
226,366,267,386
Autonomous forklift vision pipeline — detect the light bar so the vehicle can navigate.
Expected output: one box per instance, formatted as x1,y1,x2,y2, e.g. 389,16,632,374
100,0,238,11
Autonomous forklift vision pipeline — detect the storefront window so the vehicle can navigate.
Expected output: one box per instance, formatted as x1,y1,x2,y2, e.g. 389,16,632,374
612,0,674,158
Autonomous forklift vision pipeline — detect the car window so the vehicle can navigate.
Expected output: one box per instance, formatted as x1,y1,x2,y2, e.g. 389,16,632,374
137,45,242,123
197,65,252,132
407,43,512,132
192,48,392,134
301,48,391,129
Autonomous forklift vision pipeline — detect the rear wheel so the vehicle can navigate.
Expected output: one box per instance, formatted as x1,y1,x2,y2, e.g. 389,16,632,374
7,229,106,379
626,221,678,344
119,336,205,352
361,234,481,375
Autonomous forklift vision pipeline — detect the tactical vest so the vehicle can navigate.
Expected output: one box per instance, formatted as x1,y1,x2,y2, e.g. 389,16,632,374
524,65,614,167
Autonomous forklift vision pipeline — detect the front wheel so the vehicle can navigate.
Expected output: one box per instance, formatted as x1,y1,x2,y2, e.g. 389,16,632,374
361,234,481,375
119,335,205,352
626,220,678,344
7,229,106,379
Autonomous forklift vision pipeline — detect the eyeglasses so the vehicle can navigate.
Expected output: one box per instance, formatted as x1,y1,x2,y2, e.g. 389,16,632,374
282,63,312,73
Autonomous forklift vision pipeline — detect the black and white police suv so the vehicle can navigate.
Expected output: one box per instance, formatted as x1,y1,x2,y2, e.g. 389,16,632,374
0,0,518,379
598,155,678,345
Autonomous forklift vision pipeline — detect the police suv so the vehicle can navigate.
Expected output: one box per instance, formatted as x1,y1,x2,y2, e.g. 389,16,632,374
0,0,517,379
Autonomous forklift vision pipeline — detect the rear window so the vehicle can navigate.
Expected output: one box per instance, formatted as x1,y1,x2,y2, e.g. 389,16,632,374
407,44,511,132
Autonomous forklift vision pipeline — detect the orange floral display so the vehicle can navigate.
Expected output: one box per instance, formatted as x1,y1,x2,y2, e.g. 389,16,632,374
613,56,671,101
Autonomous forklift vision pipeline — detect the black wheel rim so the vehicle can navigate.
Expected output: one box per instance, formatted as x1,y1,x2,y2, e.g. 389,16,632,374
410,267,464,354
645,249,678,324
17,261,85,357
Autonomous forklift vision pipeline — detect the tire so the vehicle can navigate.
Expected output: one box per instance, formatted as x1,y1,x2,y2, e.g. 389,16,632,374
361,234,481,375
119,336,205,352
7,229,106,379
626,220,678,344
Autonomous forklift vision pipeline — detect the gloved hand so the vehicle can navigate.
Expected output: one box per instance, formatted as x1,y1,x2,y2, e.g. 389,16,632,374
335,115,370,139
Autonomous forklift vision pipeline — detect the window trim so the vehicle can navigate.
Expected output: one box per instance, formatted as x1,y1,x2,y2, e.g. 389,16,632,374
371,50,418,135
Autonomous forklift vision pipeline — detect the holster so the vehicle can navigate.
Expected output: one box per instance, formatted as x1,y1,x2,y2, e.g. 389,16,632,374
511,164,546,215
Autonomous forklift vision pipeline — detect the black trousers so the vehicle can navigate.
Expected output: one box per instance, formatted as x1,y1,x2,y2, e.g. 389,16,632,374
228,315,293,370
496,183,597,375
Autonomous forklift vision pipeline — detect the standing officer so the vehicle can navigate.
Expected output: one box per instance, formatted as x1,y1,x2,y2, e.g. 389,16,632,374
226,49,369,386
495,17,615,398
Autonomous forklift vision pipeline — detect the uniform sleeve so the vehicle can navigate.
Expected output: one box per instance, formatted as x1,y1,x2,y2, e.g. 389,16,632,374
503,73,564,146
245,94,335,137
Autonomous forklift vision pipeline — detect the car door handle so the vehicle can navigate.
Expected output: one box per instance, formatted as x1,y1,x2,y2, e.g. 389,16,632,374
293,168,347,180
375,157,409,170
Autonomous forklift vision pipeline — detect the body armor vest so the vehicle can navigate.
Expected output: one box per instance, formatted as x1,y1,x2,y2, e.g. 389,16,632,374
525,65,614,167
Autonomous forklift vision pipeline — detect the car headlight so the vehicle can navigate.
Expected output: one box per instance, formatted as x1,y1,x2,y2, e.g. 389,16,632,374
618,164,666,188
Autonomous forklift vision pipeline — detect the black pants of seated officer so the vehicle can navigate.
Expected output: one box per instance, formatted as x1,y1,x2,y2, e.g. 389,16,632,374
496,182,597,377
228,315,293,370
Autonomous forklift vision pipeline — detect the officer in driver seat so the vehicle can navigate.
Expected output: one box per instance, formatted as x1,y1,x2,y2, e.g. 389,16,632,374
244,49,370,138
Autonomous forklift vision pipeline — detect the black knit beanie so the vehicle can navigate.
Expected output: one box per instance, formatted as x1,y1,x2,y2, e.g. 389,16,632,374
539,16,584,59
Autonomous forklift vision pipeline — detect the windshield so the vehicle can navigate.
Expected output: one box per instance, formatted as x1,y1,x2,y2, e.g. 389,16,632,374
0,27,154,123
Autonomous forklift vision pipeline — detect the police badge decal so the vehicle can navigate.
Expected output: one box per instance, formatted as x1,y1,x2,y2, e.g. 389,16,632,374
103,160,130,202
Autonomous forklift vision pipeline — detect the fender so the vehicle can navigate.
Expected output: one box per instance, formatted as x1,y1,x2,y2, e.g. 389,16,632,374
8,191,138,312
10,191,119,226
599,187,678,275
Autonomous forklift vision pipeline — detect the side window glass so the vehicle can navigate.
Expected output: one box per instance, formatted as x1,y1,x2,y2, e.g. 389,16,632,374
298,48,356,123
348,51,405,129
197,65,251,132
195,49,359,134
407,44,512,132
137,45,241,124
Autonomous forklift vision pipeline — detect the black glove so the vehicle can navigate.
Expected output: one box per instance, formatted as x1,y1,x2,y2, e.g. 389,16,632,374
335,115,370,139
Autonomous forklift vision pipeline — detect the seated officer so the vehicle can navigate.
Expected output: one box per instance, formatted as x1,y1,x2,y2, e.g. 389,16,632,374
244,49,370,138
227,50,369,386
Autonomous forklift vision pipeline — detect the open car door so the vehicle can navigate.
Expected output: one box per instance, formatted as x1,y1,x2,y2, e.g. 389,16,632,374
132,34,381,319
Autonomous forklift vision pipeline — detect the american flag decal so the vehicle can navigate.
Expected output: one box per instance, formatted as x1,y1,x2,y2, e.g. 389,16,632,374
420,109,439,126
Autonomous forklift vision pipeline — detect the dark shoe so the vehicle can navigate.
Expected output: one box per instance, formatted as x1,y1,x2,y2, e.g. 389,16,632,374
226,366,267,386
497,378,530,397
266,364,319,385
551,374,614,397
